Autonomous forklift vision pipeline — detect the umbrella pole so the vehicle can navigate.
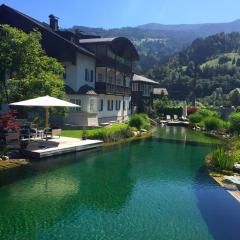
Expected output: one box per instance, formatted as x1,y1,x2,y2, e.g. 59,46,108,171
45,107,49,143
45,107,49,128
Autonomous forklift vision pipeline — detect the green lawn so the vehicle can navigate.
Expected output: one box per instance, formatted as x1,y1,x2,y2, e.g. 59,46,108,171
201,52,240,69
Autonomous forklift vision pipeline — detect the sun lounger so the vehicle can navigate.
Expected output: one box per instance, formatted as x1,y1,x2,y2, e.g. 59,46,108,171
173,115,178,120
166,115,171,120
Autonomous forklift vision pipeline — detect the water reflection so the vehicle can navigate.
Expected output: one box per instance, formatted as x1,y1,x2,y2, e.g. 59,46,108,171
0,147,135,240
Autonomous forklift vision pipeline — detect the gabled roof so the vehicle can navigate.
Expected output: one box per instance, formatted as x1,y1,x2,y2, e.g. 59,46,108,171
0,4,94,58
80,37,139,61
78,85,97,95
133,74,159,85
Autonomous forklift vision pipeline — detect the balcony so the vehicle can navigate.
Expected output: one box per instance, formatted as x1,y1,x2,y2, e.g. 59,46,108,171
96,56,132,74
95,82,131,96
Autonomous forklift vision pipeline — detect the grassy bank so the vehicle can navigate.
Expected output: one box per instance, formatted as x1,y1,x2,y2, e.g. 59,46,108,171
62,123,152,145
0,159,29,172
206,137,240,172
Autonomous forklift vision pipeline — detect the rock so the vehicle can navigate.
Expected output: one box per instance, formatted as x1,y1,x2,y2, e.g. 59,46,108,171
2,155,9,161
234,163,240,173
140,129,147,132
133,131,138,137
0,157,2,161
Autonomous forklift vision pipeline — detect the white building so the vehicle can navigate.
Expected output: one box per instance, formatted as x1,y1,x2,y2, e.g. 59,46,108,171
0,4,139,126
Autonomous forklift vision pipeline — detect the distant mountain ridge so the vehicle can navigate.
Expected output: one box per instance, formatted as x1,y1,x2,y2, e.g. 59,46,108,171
137,19,240,35
71,19,240,73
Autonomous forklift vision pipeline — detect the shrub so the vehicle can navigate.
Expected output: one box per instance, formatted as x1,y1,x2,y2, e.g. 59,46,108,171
86,124,133,142
211,147,235,170
129,114,145,130
189,113,203,126
197,108,219,118
204,117,222,131
229,112,240,135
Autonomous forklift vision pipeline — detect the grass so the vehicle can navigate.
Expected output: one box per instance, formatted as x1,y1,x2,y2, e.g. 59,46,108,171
206,137,240,171
62,123,134,142
200,52,240,68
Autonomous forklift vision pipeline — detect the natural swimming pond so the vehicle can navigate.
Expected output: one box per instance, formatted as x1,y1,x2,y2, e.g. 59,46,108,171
0,127,240,240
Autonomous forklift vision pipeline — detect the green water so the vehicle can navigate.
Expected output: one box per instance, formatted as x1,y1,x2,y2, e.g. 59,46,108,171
0,128,240,240
156,126,222,144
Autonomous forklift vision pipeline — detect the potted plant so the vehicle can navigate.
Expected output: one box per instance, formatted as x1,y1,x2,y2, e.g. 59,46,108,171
82,129,88,140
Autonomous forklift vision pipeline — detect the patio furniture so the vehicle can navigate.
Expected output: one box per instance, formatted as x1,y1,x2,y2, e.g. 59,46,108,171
20,125,38,140
173,115,178,120
166,115,171,121
44,128,61,139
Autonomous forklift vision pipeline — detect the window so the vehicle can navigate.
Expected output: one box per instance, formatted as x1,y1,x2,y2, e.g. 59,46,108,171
115,100,118,110
123,100,126,110
75,99,81,112
85,69,89,81
98,73,103,82
99,99,104,111
107,99,113,111
90,70,94,82
90,99,95,112
132,83,138,91
70,99,81,112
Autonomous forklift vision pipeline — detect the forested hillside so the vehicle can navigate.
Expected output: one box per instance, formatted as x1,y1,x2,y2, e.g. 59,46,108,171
148,32,240,100
72,19,240,73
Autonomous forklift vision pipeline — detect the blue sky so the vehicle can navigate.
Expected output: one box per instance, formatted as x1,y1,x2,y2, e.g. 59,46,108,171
1,0,240,28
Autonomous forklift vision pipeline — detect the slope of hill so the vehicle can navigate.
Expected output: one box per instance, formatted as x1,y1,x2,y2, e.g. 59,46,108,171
148,32,240,100
72,20,240,72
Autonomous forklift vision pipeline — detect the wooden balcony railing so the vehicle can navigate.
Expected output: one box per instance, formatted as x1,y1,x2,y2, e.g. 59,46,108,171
96,56,132,74
95,82,131,96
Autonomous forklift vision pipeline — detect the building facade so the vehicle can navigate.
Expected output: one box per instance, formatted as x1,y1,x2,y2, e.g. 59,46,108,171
0,4,139,126
132,74,160,113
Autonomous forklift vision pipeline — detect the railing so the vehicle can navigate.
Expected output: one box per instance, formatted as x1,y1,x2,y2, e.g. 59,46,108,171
95,82,131,96
96,56,132,74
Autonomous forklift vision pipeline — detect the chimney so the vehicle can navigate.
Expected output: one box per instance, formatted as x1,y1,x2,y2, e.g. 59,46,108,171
49,14,59,31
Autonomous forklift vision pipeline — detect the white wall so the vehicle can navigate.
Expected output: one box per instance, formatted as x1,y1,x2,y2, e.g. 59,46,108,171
76,53,96,90
63,61,77,91
65,94,98,126
63,53,96,92
97,94,131,122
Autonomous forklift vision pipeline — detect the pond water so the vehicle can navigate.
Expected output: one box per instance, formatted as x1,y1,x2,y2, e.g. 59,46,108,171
0,127,239,240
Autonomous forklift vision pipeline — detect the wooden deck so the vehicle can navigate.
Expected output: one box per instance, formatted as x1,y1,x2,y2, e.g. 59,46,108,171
11,137,103,159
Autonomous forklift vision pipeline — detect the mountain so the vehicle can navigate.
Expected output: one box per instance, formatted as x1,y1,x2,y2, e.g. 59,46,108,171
138,19,240,36
148,32,240,100
71,20,240,73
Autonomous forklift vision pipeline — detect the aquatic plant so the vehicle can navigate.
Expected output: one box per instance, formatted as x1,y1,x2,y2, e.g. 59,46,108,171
211,147,235,170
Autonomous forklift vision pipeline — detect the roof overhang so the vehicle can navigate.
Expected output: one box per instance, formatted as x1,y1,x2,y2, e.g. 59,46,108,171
80,37,139,61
